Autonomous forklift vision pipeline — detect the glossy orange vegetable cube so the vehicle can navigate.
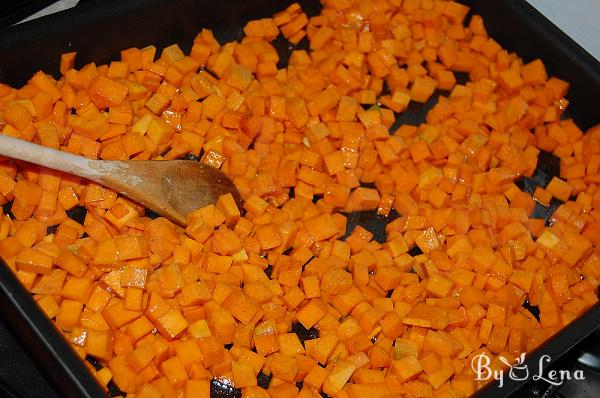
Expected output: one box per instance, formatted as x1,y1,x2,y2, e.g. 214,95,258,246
15,248,53,275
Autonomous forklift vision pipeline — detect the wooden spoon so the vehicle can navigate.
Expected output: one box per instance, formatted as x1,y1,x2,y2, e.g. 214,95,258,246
0,134,241,226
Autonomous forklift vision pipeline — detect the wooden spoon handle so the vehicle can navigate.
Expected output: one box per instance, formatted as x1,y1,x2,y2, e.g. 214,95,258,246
0,134,110,182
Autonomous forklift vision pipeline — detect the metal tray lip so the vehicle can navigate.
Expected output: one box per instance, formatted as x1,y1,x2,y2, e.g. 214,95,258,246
0,257,108,398
461,0,600,82
0,0,156,48
0,0,599,397
473,301,600,397
463,0,600,132
498,0,600,85
0,0,152,32
0,0,57,27
511,0,600,64
2,0,599,78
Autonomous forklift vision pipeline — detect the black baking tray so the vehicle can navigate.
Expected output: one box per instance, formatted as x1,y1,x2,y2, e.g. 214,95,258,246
1,0,599,397
0,0,57,27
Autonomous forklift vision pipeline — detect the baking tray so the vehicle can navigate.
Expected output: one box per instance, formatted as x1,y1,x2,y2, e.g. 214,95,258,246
1,0,600,397
0,0,57,27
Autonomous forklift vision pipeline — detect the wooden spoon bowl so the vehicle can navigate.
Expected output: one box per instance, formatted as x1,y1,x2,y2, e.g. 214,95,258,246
0,134,241,226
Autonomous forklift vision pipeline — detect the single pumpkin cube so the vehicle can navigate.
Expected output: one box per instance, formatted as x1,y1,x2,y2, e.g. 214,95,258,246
207,255,234,274
391,355,423,382
88,76,128,108
184,380,210,398
216,193,241,225
156,310,189,340
303,214,338,242
277,333,305,357
56,299,83,332
410,76,437,103
15,248,53,275
62,276,94,303
211,228,243,255
116,235,149,261
127,342,156,371
179,281,212,306
188,319,212,339
120,266,148,289
209,310,236,344
322,360,357,396
232,360,257,388
159,356,189,389
303,362,329,390
123,287,144,311
296,299,328,329
425,273,453,298
102,300,141,329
